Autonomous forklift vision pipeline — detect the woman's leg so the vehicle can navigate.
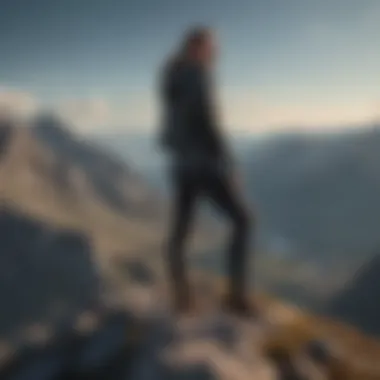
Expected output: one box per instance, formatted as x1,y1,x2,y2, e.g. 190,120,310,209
203,166,255,313
167,164,198,311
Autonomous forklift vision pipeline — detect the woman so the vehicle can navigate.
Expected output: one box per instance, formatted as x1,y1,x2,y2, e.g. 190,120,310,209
158,26,256,317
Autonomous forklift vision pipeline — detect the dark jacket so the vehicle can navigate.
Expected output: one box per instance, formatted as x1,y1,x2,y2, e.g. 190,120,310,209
158,60,232,166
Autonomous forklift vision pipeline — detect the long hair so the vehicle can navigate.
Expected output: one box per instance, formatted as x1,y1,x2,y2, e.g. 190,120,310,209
165,26,212,73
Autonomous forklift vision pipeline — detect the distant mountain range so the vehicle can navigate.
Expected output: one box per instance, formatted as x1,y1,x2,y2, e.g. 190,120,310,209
242,125,380,265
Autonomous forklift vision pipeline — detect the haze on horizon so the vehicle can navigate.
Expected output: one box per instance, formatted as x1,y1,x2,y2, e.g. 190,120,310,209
0,0,379,135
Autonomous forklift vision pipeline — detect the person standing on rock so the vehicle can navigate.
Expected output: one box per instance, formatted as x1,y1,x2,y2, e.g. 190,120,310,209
158,26,256,317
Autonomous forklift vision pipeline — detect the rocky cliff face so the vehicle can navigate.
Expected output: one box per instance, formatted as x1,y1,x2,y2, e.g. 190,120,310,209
0,116,161,340
0,208,102,339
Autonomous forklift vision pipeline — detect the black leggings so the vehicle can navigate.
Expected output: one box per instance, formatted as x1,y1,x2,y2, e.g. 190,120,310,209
167,160,253,299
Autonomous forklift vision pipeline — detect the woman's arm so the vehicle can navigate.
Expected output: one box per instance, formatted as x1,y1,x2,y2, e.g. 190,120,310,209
187,65,234,166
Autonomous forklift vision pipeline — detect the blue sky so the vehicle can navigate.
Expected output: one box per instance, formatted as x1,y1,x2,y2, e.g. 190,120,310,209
0,0,379,134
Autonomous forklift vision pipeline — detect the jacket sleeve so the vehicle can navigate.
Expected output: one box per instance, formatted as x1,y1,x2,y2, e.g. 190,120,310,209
187,66,233,165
